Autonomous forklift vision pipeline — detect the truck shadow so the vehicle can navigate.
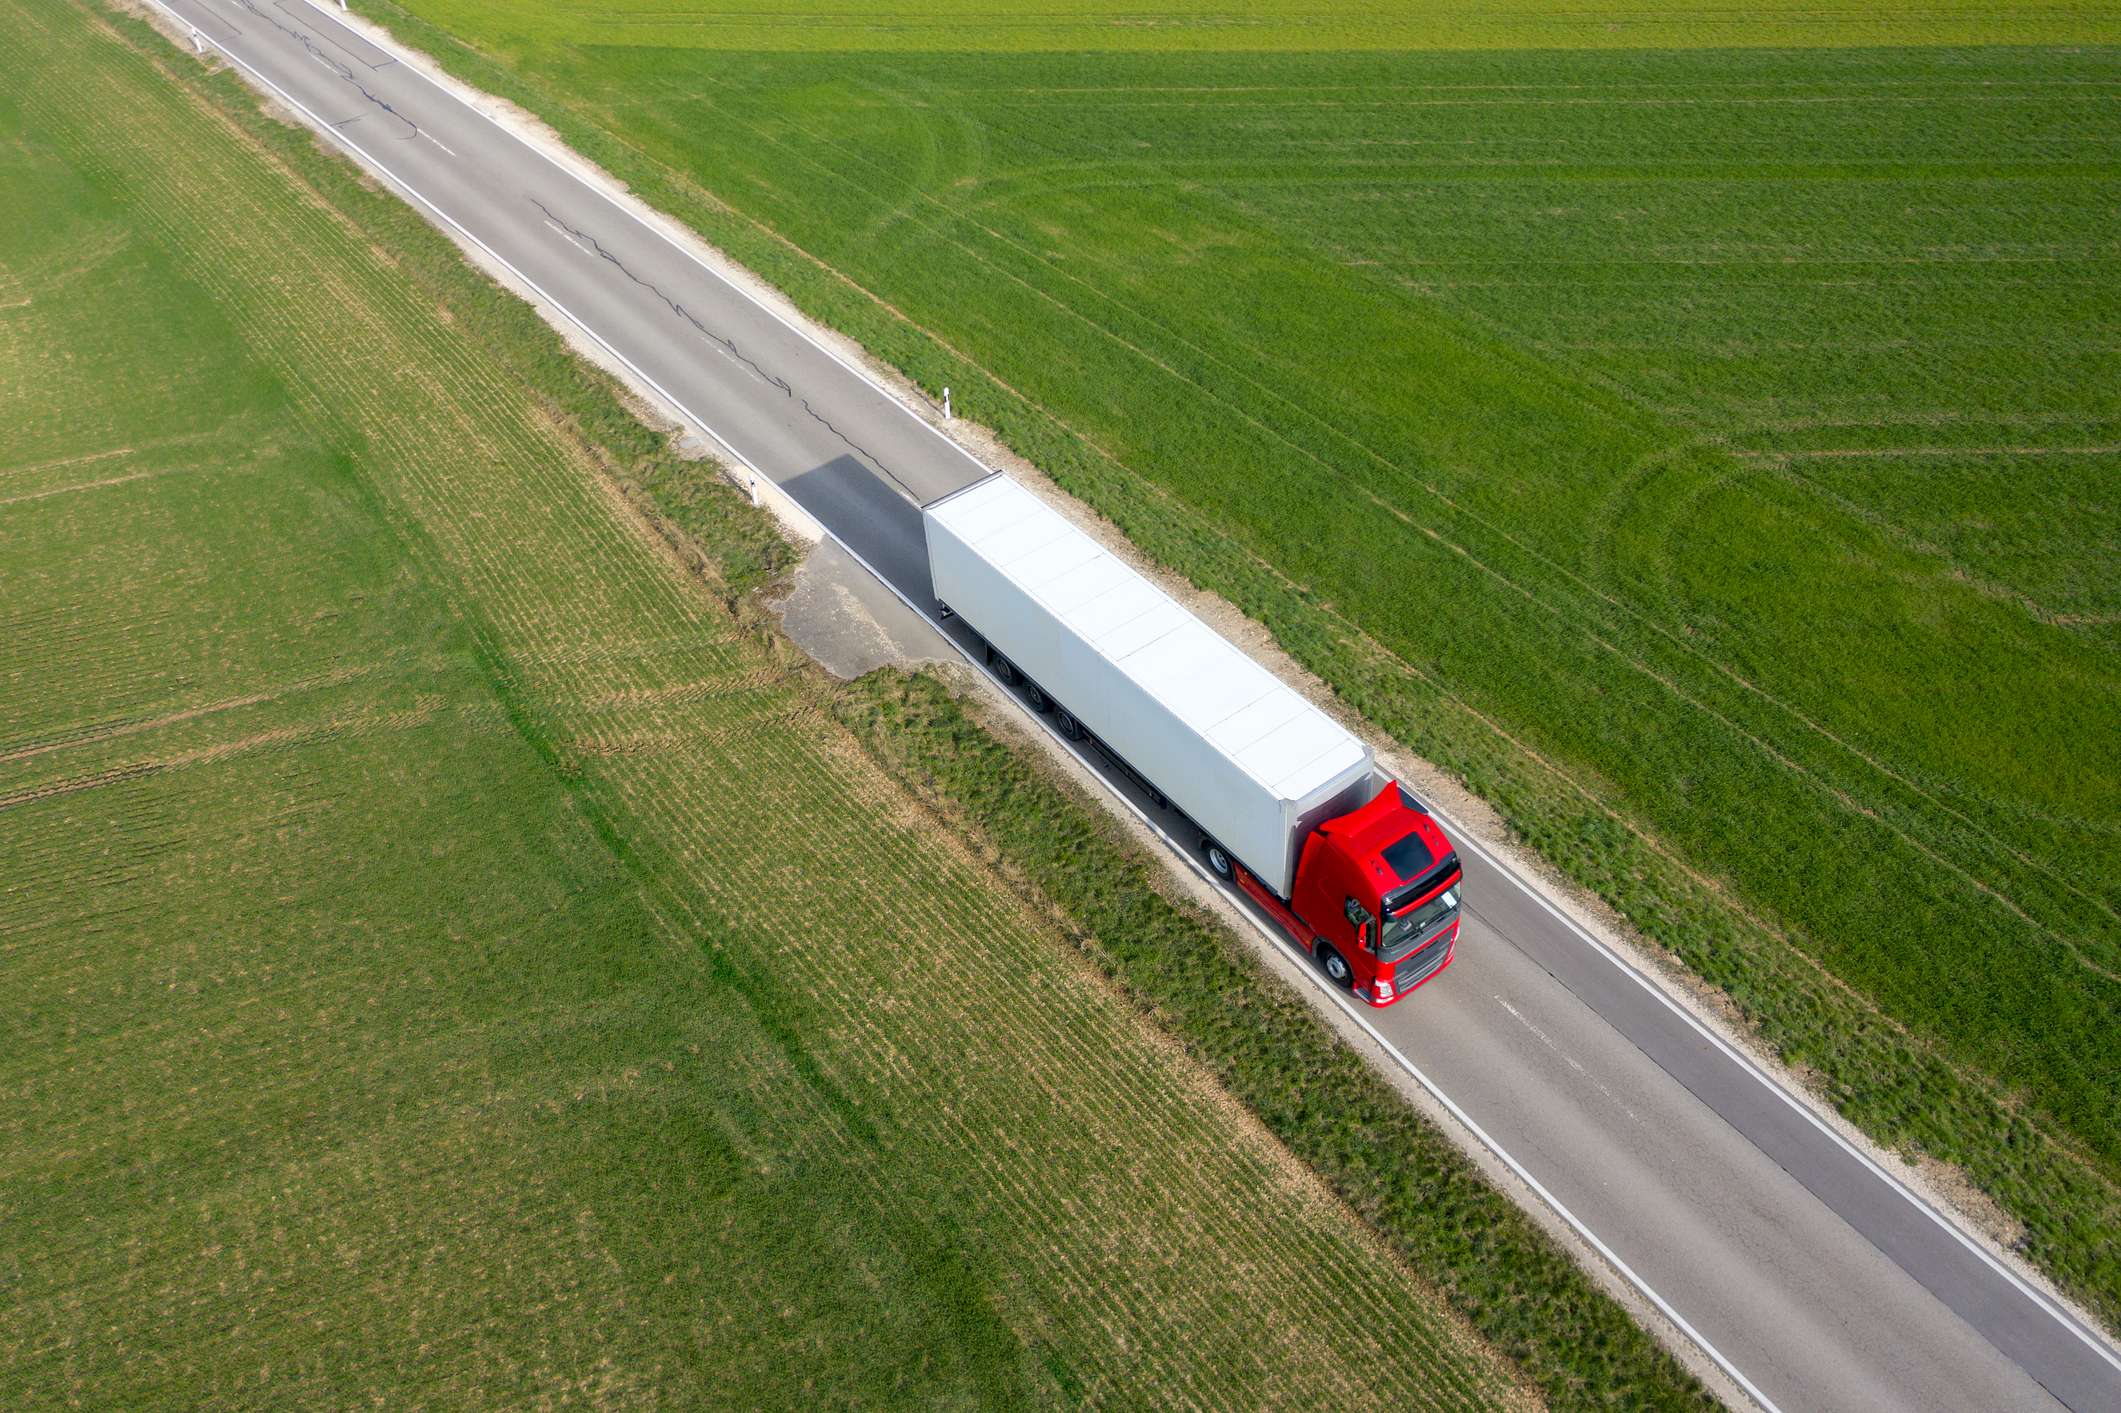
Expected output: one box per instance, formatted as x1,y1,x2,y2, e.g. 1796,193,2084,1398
781,454,946,610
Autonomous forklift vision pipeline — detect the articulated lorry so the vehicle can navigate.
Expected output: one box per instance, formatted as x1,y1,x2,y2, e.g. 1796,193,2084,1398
924,474,1462,1005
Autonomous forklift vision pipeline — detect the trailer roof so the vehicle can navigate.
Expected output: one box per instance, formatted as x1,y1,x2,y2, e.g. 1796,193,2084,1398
929,476,1369,803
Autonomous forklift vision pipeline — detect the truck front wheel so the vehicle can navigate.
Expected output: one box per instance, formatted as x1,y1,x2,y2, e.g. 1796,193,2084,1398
1316,942,1353,989
1205,843,1234,880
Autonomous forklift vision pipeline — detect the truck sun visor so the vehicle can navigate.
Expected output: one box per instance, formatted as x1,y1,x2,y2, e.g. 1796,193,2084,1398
1381,829,1436,881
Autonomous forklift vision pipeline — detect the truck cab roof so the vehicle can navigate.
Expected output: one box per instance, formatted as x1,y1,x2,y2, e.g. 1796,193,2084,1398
1322,784,1460,908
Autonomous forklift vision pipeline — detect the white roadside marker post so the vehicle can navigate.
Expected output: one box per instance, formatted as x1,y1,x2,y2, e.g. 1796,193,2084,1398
190,26,205,52
942,386,952,420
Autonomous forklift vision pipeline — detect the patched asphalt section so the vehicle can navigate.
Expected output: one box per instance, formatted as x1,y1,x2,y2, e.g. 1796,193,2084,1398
773,538,951,680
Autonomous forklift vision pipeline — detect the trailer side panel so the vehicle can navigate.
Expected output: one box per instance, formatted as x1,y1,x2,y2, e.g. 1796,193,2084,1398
925,476,1370,896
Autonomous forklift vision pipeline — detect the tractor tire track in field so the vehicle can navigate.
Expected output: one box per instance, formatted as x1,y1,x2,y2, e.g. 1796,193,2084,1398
746,106,2118,949
717,95,2119,971
0,707,466,814
699,95,2121,1002
0,660,385,766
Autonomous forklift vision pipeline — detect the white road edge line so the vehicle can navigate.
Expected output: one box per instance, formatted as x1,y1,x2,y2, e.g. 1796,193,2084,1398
140,0,2120,1397
1427,803,2121,1377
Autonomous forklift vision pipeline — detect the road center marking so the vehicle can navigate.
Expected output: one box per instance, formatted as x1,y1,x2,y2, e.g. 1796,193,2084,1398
1496,994,1643,1124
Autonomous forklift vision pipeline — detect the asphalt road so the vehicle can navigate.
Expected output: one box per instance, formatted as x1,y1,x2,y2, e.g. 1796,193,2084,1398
139,2,2121,1406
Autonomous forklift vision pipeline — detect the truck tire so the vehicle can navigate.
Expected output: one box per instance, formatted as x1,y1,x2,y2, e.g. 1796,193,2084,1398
1025,682,1051,712
995,656,1022,686
1316,942,1353,990
1205,843,1234,880
1054,708,1085,741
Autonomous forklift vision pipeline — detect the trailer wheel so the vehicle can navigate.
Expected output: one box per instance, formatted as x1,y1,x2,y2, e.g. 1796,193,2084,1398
1316,942,1353,990
1024,682,1051,712
1205,843,1234,881
1054,708,1085,741
995,656,1022,686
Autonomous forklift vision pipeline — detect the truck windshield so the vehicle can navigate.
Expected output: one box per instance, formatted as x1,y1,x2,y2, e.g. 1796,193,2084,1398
1378,883,1460,961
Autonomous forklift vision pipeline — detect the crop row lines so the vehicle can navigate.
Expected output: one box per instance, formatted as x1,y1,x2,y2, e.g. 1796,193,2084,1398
23,50,1467,1402
595,727,1491,1405
572,708,1391,1391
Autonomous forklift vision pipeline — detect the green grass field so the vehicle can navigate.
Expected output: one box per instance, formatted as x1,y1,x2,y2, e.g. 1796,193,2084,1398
0,2,1549,1402
352,0,2121,1317
399,0,2121,52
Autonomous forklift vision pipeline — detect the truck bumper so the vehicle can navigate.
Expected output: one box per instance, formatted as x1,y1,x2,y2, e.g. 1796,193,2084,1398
1371,927,1458,1006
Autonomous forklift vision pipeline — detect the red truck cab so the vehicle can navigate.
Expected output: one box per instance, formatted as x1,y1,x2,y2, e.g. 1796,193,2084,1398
1234,783,1463,1006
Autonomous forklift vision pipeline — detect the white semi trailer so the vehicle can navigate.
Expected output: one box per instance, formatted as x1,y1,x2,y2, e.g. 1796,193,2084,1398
923,473,1464,1004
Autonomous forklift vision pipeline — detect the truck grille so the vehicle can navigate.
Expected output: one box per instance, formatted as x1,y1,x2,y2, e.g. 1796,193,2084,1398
1393,934,1451,993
